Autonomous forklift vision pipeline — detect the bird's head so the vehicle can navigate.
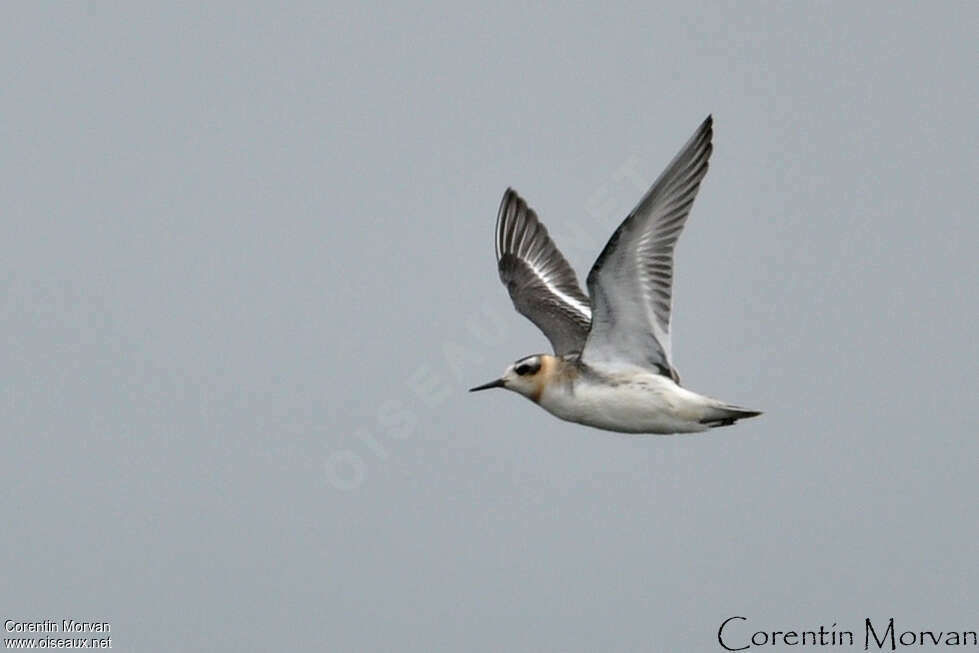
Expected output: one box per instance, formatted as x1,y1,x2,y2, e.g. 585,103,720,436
469,354,550,401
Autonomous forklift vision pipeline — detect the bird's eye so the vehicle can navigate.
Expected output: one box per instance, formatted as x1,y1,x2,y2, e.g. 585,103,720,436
514,358,540,376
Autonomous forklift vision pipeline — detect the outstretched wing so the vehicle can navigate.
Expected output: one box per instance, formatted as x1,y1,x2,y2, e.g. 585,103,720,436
496,188,592,356
582,116,714,379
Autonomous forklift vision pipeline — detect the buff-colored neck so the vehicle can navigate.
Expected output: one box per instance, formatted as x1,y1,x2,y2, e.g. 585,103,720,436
530,354,575,402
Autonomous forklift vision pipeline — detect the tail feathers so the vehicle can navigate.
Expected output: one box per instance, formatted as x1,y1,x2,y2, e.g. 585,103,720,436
700,404,762,428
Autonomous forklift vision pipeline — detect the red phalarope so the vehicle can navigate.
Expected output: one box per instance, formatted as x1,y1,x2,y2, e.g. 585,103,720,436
470,116,761,434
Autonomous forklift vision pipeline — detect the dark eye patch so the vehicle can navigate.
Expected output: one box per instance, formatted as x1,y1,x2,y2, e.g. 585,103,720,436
514,358,541,376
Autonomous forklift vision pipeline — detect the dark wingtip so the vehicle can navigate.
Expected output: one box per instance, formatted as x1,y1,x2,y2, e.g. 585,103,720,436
700,115,714,142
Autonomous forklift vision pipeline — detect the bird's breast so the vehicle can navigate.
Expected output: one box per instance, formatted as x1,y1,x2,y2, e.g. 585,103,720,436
537,372,710,434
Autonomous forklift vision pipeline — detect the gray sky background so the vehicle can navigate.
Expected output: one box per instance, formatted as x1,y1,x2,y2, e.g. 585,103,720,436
2,3,977,651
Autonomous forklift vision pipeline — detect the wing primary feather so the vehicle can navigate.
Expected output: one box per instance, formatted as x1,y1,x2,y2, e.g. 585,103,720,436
582,115,714,377
494,189,592,356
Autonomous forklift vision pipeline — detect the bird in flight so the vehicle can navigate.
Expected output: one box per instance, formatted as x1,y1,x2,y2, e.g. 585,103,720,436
470,116,761,434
